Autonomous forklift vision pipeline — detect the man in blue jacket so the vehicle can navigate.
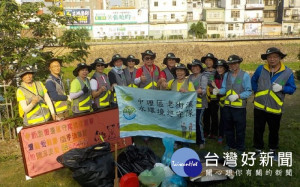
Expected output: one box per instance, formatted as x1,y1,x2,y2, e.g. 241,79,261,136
251,47,296,161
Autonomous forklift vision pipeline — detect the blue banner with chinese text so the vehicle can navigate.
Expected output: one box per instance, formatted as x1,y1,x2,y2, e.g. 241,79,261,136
115,86,197,143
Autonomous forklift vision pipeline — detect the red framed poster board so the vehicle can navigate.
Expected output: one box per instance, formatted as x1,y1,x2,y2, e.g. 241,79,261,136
19,108,132,178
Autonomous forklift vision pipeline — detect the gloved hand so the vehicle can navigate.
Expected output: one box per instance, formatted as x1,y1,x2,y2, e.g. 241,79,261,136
213,88,219,95
228,94,239,102
67,95,72,102
272,83,282,92
82,85,89,94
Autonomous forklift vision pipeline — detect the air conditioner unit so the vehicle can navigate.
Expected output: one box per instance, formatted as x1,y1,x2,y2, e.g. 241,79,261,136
234,5,238,8
235,23,239,27
234,18,238,21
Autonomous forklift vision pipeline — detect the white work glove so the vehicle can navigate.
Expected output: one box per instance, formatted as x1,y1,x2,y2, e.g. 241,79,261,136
272,83,282,92
67,95,72,102
212,88,220,95
228,94,239,102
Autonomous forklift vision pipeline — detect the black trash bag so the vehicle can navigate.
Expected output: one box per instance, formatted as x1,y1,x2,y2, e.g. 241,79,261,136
57,142,114,187
117,145,160,176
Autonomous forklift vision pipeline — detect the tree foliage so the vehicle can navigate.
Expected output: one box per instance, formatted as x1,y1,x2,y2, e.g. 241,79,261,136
189,21,207,38
0,0,90,83
0,0,90,129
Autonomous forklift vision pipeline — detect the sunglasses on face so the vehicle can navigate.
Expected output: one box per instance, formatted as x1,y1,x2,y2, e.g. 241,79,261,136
144,57,154,61
128,60,135,63
96,64,105,67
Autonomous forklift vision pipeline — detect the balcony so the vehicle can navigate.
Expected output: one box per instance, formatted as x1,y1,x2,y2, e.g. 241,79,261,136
245,17,263,22
245,4,264,9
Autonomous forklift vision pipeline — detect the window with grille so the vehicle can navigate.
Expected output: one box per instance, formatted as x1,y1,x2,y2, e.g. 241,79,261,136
231,10,240,18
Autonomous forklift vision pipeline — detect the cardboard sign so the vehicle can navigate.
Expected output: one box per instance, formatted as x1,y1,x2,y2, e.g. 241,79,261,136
19,108,132,178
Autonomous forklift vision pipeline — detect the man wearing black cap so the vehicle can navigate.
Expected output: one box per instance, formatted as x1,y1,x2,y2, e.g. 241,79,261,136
216,55,252,154
134,50,163,90
251,47,296,160
45,58,69,119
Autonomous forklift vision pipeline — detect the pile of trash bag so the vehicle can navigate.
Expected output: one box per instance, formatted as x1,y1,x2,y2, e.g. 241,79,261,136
117,145,160,176
57,142,114,187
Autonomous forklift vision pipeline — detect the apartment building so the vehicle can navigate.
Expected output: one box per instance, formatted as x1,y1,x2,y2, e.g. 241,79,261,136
149,0,188,38
220,0,245,37
244,0,264,35
282,0,300,34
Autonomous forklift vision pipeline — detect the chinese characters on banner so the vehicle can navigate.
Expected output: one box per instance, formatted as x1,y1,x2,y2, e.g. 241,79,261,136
115,86,197,143
93,9,148,24
19,108,132,177
64,9,91,25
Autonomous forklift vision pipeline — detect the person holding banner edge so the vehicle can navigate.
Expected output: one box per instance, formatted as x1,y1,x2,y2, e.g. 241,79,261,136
16,65,56,126
160,52,180,85
108,54,127,107
69,63,93,115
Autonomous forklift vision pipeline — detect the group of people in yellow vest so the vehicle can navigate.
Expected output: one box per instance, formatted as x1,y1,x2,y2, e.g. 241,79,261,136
16,48,296,159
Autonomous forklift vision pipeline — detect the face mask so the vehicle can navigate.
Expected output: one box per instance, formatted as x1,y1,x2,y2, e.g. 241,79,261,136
115,66,122,71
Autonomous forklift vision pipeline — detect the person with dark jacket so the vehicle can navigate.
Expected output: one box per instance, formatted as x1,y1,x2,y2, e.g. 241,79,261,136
211,59,229,144
45,58,69,119
201,53,218,139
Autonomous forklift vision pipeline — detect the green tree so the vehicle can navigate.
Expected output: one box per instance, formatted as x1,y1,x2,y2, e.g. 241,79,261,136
0,0,90,133
189,21,207,38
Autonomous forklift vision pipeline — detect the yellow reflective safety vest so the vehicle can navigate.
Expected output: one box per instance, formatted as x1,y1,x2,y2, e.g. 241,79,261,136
219,95,226,107
46,75,68,114
254,67,293,114
171,78,189,91
18,82,51,126
124,68,138,88
91,72,111,109
188,73,208,109
72,77,92,114
139,66,159,90
224,70,247,108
